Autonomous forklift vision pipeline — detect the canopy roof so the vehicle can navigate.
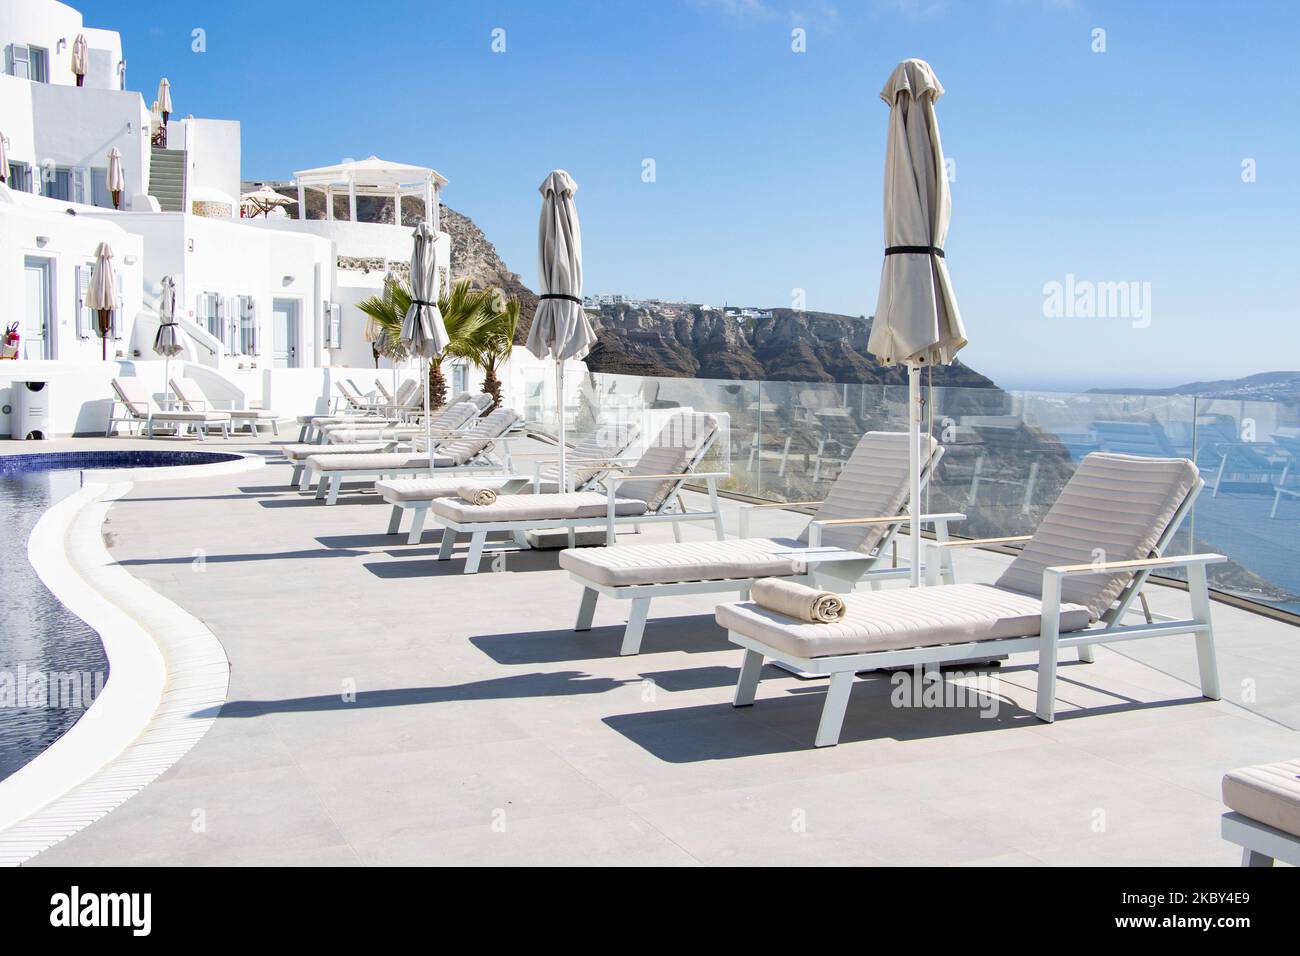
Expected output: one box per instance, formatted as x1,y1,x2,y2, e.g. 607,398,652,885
293,156,448,194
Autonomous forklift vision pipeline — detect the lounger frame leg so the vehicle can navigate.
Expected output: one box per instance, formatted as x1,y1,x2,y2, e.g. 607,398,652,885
814,671,855,747
436,530,456,561
620,598,651,655
289,464,304,489
386,505,403,535
406,507,428,545
1242,848,1274,867
464,531,487,573
326,475,342,506
575,588,598,632
1035,574,1063,723
1189,562,1221,700
734,648,764,707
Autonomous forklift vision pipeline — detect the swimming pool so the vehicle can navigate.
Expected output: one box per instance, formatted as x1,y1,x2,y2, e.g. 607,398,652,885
0,449,240,781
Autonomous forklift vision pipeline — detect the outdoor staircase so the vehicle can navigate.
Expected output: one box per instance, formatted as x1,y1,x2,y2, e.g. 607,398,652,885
149,147,187,212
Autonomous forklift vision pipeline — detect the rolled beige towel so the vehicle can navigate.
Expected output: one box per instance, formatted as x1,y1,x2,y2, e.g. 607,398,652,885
751,578,846,624
458,484,498,506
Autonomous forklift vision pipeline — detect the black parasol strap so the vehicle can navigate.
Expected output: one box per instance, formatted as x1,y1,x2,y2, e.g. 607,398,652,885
885,245,945,257
539,293,582,303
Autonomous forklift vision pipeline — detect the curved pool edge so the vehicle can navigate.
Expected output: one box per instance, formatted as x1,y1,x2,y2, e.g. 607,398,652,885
0,454,260,865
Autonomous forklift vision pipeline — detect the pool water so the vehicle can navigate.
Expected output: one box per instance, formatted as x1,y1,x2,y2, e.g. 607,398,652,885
0,450,239,782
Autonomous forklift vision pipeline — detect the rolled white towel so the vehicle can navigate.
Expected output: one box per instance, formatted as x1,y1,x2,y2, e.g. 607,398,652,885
458,483,498,506
751,578,846,624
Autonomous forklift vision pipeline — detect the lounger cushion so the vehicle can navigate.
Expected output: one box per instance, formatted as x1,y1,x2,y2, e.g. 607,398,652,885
431,492,648,523
716,582,1090,659
321,428,419,444
282,442,394,461
310,453,431,471
1222,759,1300,838
798,431,937,553
560,536,805,587
158,411,230,423
377,477,515,503
229,409,279,420
996,453,1199,619
298,414,392,425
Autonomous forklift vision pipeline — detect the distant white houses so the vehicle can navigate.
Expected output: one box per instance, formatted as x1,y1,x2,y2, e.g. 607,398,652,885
0,0,505,435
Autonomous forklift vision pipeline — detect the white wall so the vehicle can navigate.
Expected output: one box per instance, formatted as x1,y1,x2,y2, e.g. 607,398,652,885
0,0,82,87
80,211,335,375
29,81,149,202
0,187,144,365
173,117,240,215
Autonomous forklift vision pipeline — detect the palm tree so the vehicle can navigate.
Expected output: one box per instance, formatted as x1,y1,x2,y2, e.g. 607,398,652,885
357,278,490,409
453,288,519,409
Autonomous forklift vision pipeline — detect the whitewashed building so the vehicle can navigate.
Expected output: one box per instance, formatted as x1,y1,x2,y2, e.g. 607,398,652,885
0,0,465,436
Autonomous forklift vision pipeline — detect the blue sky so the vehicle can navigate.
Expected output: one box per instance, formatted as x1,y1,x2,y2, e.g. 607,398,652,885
78,0,1300,390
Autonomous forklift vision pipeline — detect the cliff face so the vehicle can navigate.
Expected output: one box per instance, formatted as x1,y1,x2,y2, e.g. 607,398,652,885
275,188,990,388
583,303,996,388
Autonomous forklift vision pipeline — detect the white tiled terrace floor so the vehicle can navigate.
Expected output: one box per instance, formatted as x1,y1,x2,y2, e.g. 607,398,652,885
8,432,1300,866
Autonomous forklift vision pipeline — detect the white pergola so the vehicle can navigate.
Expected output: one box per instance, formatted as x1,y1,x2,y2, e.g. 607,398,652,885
292,156,448,230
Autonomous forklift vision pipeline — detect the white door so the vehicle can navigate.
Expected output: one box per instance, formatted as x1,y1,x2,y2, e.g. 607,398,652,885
23,257,54,360
272,298,299,368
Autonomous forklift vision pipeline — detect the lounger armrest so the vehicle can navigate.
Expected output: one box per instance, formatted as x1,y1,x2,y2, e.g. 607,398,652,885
738,500,825,538
1044,552,1227,577
807,512,965,548
932,534,1033,550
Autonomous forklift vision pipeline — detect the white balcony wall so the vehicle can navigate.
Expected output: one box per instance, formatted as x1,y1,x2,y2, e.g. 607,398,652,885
170,116,240,216
0,187,144,364
27,81,149,203
80,211,335,374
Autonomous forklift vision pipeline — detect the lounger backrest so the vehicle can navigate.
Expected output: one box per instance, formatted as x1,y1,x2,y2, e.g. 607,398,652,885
437,407,520,465
468,393,494,412
618,413,720,511
446,391,474,407
393,380,420,407
996,452,1199,620
375,379,394,402
169,377,208,409
545,423,641,489
337,380,367,407
428,401,478,432
797,431,940,554
112,378,157,417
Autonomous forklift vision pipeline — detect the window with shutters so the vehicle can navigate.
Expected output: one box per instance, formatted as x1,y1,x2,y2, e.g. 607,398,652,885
111,291,125,341
8,162,33,193
90,168,111,208
75,264,93,339
202,292,223,341
325,302,342,349
40,166,72,202
6,44,30,79
239,296,258,355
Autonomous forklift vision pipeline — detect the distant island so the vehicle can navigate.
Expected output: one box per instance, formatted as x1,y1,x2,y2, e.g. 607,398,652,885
1089,371,1300,404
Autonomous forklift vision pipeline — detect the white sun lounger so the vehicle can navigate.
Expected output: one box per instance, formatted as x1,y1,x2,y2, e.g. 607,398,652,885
281,401,482,489
169,377,282,435
1221,758,1300,867
560,431,961,655
295,380,423,441
106,377,233,439
718,453,1224,746
306,407,522,504
378,422,642,545
428,412,727,574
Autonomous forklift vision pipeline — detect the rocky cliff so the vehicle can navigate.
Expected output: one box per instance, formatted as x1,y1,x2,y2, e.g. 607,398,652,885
275,187,990,388
581,303,996,388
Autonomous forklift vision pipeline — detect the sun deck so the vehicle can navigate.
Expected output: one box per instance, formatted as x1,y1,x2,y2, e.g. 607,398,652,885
7,432,1299,866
